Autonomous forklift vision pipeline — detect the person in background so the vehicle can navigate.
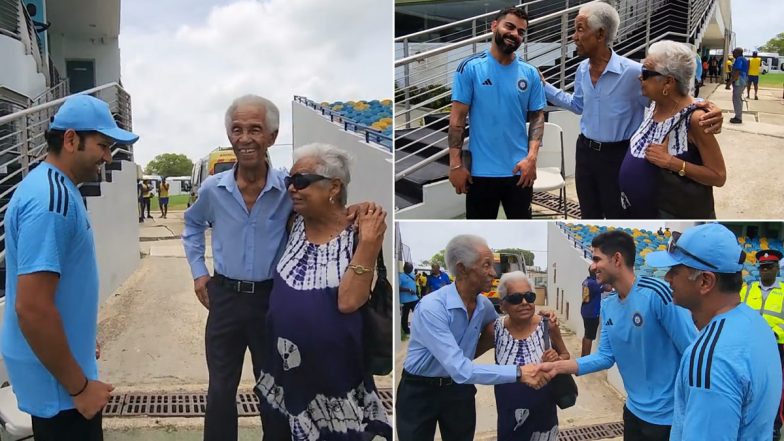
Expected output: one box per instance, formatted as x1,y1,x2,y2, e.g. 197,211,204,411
694,49,703,97
580,267,607,356
137,179,145,223
417,271,429,297
427,263,451,293
730,48,749,124
141,179,153,219
747,51,762,101
158,177,169,219
400,262,419,335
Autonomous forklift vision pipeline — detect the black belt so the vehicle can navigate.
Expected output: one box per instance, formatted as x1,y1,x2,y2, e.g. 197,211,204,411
402,370,454,387
578,134,629,152
213,273,272,294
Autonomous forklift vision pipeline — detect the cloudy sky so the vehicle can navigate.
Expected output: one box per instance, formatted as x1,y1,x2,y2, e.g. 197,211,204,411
398,221,665,269
732,0,782,50
120,0,393,169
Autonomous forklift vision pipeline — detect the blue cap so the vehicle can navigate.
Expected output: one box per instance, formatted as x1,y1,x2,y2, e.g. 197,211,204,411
646,223,743,273
50,95,139,144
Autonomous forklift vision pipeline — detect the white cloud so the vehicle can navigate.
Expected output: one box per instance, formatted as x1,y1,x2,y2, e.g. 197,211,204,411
120,0,393,167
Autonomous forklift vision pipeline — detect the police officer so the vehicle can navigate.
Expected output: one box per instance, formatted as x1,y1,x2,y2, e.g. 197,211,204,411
741,249,784,440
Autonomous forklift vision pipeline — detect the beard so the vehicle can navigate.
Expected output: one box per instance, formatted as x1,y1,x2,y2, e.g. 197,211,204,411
494,30,521,54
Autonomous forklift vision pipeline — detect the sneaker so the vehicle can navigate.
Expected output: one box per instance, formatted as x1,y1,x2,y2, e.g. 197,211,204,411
755,96,759,100
729,117,742,124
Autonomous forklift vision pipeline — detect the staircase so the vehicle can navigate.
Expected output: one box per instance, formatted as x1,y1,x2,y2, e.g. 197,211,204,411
394,0,720,212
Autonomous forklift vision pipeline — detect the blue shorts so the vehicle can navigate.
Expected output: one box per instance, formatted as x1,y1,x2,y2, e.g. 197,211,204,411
748,75,759,85
159,197,169,205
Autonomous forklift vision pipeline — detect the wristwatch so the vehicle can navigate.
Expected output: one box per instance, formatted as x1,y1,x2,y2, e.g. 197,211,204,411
678,160,687,177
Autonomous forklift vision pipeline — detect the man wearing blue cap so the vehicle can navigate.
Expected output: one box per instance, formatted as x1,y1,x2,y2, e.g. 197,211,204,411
646,223,782,441
538,230,697,441
0,94,138,440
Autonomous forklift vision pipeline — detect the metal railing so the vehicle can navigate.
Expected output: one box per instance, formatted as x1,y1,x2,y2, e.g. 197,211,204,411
1,0,49,84
394,0,717,181
293,96,392,151
0,83,135,261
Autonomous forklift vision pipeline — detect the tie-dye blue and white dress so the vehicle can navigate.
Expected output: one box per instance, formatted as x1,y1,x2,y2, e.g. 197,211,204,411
256,215,391,441
494,317,558,441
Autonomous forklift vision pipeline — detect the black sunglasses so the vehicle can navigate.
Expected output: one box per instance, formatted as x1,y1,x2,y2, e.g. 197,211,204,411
641,68,664,81
504,291,536,305
667,231,719,270
284,173,330,190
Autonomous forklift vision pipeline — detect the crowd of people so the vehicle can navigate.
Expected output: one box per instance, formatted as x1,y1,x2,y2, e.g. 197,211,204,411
448,2,728,220
137,177,170,222
396,225,783,441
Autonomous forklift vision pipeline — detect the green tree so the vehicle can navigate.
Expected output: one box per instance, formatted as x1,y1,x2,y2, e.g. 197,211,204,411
760,32,784,54
425,250,446,268
145,153,193,177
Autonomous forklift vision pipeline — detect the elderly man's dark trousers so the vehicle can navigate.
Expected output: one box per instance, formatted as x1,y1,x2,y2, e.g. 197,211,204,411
396,372,476,441
203,278,271,441
575,135,628,219
32,410,102,441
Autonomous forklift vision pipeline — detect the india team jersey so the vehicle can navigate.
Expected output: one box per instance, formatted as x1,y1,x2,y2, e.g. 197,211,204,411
671,304,781,441
576,276,697,425
1,162,99,417
452,49,546,177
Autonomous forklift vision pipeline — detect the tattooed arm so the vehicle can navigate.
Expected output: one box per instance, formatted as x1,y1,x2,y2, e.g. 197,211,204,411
513,110,544,187
448,101,472,194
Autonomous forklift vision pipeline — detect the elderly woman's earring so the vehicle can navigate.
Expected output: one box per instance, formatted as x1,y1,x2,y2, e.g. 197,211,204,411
329,196,334,204
663,88,668,96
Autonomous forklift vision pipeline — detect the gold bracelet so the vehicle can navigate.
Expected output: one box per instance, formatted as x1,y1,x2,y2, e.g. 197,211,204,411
348,264,375,275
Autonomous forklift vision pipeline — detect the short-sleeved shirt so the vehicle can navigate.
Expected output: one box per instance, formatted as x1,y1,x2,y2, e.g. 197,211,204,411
748,57,761,76
1,162,99,418
581,276,603,318
141,183,152,198
733,57,749,80
671,304,781,441
399,272,418,304
427,272,451,292
577,276,698,425
452,50,546,177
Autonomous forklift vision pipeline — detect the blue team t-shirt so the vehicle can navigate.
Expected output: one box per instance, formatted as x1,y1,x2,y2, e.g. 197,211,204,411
399,272,419,304
581,276,603,318
671,303,781,441
452,50,546,177
577,276,698,425
1,162,99,418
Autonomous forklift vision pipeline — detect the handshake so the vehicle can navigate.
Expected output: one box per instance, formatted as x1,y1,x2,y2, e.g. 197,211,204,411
516,350,565,389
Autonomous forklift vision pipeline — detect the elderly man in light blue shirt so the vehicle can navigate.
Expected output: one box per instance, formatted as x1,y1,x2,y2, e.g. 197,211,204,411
395,234,547,441
544,1,722,220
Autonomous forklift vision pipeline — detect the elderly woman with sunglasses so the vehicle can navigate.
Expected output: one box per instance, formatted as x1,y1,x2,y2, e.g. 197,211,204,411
255,143,392,440
618,40,727,219
483,271,569,441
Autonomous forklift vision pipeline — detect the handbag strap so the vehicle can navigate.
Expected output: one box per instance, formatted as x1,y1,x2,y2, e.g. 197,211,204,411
661,106,700,141
541,316,552,351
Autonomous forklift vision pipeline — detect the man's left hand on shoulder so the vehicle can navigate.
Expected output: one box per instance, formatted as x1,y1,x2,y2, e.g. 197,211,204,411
513,156,537,187
694,100,724,134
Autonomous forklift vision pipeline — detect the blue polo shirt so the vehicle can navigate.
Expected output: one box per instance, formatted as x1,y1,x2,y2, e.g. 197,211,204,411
733,56,749,82
399,271,418,304
452,50,546,177
183,165,291,281
426,272,451,292
671,304,781,441
1,162,99,418
577,276,698,425
403,283,517,384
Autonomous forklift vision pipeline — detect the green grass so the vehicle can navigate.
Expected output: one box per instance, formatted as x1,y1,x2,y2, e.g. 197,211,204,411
149,194,191,211
759,71,784,89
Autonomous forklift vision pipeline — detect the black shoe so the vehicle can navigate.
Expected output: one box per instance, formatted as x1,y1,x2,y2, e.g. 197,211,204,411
755,96,759,100
729,118,742,124
147,215,153,219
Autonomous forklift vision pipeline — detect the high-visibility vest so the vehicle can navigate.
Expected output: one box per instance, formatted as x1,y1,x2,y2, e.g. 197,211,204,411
740,281,784,344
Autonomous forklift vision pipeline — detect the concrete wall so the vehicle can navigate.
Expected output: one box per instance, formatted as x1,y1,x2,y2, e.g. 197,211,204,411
291,101,394,280
0,37,46,99
48,34,121,87
546,222,626,398
86,160,140,303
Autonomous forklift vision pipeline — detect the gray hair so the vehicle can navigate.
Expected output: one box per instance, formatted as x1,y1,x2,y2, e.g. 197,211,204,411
225,94,280,133
445,234,488,277
292,143,352,205
647,40,696,96
497,271,534,299
688,269,705,281
579,1,620,47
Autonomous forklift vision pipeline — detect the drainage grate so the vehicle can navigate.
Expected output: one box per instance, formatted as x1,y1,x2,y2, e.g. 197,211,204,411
103,388,393,418
532,192,582,218
558,421,624,441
